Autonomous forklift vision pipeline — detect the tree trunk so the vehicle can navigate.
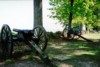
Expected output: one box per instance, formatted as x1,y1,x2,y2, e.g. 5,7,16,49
67,0,74,38
34,0,42,28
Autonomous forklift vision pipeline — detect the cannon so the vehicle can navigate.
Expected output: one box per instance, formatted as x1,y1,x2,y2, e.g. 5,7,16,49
0,24,57,67
63,26,81,39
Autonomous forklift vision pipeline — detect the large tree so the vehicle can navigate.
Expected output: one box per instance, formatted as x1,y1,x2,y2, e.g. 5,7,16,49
34,0,42,27
68,0,74,31
49,0,99,30
92,0,100,30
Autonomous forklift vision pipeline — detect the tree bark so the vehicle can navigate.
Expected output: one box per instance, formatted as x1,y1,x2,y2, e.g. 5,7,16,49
34,0,42,27
67,0,74,38
68,0,74,29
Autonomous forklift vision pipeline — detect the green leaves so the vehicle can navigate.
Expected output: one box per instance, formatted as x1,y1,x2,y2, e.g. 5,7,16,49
49,0,100,28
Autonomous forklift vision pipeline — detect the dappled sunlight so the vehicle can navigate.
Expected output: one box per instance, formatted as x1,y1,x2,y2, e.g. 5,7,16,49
82,33,100,40
49,44,63,49
73,50,95,56
59,63,73,67
47,38,100,65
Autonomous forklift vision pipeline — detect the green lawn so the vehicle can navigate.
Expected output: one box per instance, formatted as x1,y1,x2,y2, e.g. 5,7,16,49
0,33,100,67
47,40,100,60
82,33,100,39
46,33,100,66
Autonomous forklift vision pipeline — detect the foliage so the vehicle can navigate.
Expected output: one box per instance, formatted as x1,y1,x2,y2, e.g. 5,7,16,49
92,0,100,28
49,0,100,29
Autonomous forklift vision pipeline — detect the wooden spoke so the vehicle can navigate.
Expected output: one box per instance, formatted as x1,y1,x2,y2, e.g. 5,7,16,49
63,28,68,38
32,25,48,51
0,24,13,58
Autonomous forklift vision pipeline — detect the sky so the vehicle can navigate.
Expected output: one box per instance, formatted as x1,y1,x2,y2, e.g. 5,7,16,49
0,0,63,32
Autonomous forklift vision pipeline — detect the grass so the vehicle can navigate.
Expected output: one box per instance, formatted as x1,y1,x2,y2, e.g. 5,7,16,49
82,32,100,39
47,41,98,57
46,33,100,66
0,33,100,66
46,41,100,66
4,59,15,64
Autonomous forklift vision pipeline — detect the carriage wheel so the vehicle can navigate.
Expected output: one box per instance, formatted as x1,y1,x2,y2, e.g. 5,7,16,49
63,28,68,38
0,24,13,58
32,25,48,51
73,34,80,39
63,28,74,39
72,30,82,39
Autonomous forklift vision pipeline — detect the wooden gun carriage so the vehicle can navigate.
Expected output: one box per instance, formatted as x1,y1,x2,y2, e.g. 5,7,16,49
0,24,56,67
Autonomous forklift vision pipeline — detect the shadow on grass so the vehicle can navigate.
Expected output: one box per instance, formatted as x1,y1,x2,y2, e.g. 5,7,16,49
0,49,36,62
47,39,100,66
48,39,100,52
0,38,100,66
56,54,99,67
